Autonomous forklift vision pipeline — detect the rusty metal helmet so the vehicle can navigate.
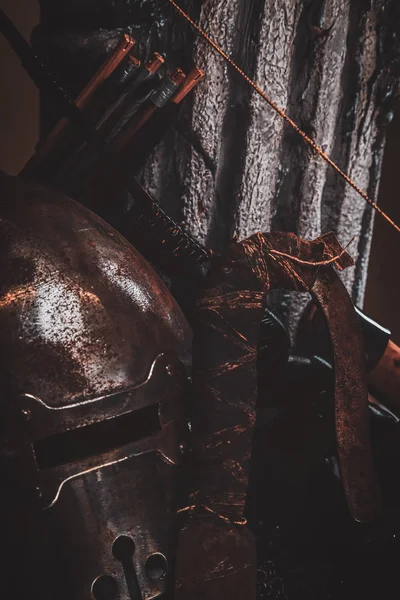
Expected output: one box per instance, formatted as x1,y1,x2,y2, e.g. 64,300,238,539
0,171,191,600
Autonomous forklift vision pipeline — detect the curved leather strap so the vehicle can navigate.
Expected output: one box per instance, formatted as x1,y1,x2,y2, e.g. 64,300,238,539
312,266,382,522
175,231,381,600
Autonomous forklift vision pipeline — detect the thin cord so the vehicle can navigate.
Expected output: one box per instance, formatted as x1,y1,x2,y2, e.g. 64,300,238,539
269,236,355,266
168,0,400,235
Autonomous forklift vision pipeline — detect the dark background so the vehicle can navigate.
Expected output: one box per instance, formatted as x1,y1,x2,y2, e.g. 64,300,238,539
1,0,399,339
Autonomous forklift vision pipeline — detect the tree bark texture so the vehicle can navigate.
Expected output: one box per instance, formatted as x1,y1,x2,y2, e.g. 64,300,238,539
35,0,400,333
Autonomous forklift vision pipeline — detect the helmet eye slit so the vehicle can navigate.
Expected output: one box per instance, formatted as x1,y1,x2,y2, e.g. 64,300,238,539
33,403,161,470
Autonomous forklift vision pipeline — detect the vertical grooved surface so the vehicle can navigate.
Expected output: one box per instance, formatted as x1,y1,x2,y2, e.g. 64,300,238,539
37,0,400,330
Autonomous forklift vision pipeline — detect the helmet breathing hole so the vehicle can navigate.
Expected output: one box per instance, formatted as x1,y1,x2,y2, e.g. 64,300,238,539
112,535,142,599
112,535,136,560
91,575,118,600
145,553,167,581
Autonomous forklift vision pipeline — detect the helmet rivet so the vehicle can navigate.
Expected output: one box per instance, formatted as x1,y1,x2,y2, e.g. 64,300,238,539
21,409,32,422
165,364,174,377
179,442,186,454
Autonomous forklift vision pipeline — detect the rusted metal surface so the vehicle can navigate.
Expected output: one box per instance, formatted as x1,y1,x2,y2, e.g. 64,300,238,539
0,169,384,599
0,171,191,599
175,231,380,599
5,353,187,511
0,171,191,404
